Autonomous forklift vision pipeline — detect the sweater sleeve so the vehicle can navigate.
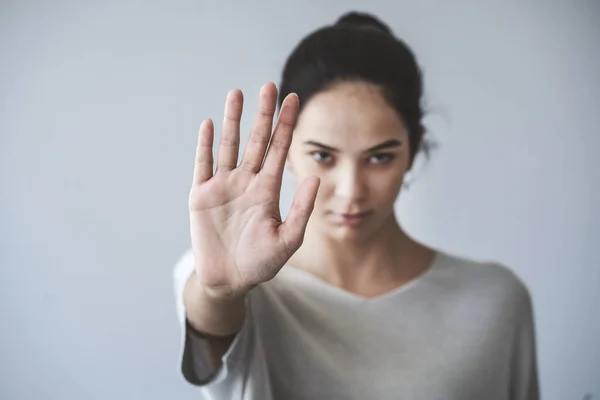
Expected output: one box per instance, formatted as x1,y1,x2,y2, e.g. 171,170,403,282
509,283,540,400
172,249,273,400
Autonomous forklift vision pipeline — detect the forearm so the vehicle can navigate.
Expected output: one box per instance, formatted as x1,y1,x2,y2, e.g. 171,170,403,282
183,270,247,336
182,271,248,378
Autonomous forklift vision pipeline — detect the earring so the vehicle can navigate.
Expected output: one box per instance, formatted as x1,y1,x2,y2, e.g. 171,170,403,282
403,172,413,189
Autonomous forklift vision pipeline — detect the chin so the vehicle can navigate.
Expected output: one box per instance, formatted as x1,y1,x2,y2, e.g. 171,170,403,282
320,218,379,243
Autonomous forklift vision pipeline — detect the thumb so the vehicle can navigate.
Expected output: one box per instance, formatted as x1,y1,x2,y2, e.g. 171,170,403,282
278,176,320,251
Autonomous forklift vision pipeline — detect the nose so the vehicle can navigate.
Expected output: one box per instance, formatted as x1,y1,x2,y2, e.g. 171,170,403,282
334,166,367,203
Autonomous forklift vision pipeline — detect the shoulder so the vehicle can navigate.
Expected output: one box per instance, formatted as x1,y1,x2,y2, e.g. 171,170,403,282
434,251,533,307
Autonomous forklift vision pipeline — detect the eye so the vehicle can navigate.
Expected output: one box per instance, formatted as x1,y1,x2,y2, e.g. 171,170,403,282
369,153,395,165
309,151,333,164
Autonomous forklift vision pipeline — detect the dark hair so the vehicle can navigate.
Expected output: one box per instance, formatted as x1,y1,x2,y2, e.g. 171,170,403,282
278,11,430,165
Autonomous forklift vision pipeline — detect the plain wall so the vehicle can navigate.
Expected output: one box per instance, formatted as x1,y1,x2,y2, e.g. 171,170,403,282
1,1,599,399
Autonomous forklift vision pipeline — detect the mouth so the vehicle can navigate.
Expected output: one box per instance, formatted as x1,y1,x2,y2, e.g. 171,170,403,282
329,210,373,227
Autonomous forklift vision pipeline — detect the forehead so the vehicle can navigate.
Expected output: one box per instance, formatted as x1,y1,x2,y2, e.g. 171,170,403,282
293,81,408,147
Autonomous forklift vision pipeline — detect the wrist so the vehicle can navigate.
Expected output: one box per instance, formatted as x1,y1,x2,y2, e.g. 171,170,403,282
186,271,249,304
183,274,248,336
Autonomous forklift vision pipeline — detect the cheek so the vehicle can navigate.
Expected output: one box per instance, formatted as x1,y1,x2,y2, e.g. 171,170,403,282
370,170,404,202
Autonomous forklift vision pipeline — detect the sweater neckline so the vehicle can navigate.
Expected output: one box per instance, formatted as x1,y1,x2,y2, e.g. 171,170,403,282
278,251,444,304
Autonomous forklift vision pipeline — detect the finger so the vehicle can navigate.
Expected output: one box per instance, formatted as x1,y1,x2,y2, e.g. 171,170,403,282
216,89,243,172
193,119,214,184
279,176,320,251
261,93,299,178
239,83,277,173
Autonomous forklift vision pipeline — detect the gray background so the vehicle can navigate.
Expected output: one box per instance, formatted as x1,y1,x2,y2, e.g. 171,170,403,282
1,1,599,399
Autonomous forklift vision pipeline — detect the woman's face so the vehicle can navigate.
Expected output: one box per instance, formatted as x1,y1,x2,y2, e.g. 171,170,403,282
287,81,412,241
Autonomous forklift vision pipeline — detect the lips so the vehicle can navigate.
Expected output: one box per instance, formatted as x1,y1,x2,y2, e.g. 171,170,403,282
330,210,372,227
340,211,369,217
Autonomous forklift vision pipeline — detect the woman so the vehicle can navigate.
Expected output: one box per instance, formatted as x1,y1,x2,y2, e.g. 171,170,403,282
173,11,539,400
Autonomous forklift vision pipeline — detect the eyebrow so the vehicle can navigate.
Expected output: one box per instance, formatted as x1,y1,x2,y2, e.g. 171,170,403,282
303,139,402,153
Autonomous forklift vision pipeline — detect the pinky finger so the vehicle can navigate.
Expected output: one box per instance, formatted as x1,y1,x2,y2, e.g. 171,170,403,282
193,119,214,184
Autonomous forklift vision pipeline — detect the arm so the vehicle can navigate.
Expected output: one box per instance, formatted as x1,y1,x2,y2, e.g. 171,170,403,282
174,83,317,392
182,270,246,379
174,251,249,385
510,285,540,400
174,250,273,399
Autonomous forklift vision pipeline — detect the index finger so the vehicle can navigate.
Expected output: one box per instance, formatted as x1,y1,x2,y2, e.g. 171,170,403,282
260,93,299,178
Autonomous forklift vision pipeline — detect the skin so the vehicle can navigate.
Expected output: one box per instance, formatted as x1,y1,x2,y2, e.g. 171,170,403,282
183,81,435,371
286,80,436,298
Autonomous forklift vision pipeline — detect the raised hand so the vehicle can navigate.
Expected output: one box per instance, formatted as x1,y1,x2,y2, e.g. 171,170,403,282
188,83,320,298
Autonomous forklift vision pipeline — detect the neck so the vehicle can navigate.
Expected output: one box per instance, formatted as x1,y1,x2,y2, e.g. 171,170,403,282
293,214,432,293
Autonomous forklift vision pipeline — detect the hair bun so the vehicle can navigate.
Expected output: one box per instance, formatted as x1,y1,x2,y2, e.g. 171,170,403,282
335,12,393,36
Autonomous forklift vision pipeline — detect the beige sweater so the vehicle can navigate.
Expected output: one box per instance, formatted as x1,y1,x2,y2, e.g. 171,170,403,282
173,250,539,400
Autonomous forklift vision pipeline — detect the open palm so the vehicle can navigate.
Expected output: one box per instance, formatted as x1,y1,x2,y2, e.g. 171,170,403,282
189,83,320,297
